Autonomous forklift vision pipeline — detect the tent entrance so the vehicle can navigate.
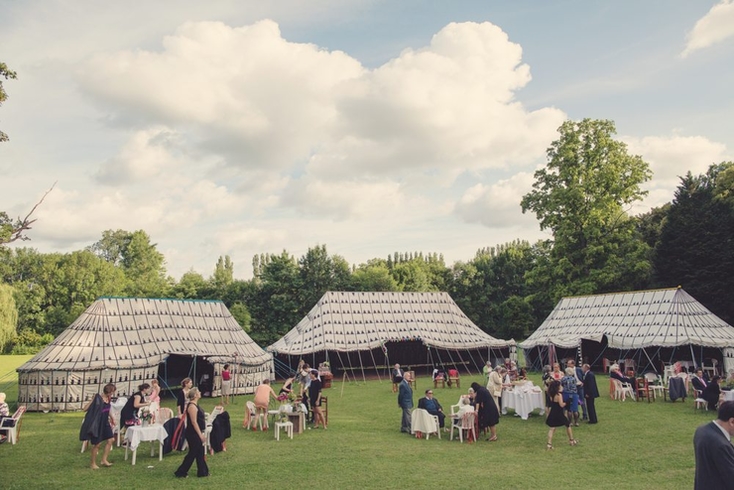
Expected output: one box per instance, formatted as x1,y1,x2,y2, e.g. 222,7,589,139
159,354,215,397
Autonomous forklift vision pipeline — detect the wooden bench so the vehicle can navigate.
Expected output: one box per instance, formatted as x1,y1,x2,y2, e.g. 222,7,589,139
1,405,26,445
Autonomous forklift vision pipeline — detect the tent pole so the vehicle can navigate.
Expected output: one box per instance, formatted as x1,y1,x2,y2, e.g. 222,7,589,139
690,344,696,369
368,348,382,382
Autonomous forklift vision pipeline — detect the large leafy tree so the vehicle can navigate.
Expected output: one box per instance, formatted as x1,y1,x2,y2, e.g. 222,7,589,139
654,162,734,323
349,259,399,291
521,119,653,299
298,245,351,309
88,229,170,297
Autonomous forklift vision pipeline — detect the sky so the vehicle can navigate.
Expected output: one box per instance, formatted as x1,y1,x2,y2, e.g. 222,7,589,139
1,1,733,280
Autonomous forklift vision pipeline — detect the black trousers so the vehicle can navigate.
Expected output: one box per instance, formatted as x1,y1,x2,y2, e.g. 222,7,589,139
175,431,209,477
586,396,598,423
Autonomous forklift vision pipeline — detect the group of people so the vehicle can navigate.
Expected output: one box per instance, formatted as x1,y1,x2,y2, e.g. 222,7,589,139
251,363,327,430
691,368,724,411
78,377,210,478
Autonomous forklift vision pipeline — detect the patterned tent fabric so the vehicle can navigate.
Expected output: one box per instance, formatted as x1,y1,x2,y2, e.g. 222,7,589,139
17,297,272,412
267,291,514,355
519,287,734,350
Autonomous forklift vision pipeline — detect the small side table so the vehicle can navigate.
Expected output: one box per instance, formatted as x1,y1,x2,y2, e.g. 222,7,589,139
287,412,305,434
274,421,293,441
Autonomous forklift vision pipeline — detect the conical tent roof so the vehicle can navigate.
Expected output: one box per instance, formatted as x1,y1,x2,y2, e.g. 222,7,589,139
519,287,734,350
268,291,514,355
18,297,271,372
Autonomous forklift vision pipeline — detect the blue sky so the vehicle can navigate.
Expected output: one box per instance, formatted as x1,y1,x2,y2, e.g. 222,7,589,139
1,1,732,279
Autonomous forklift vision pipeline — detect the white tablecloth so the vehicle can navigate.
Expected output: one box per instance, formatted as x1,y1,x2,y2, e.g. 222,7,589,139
502,389,545,420
723,390,734,402
125,424,168,451
411,408,438,436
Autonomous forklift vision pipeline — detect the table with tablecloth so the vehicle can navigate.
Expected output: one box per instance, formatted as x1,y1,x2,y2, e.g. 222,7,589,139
723,390,734,402
124,424,168,465
501,388,545,420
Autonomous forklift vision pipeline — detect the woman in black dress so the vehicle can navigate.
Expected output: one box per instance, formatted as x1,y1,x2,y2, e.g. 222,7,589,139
174,387,209,478
81,383,117,469
704,375,723,411
309,370,326,429
470,382,499,441
120,383,151,426
177,377,193,417
546,380,577,449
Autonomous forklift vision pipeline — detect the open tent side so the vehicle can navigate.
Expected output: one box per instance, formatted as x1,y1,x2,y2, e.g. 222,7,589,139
520,287,734,374
267,291,515,380
17,297,273,412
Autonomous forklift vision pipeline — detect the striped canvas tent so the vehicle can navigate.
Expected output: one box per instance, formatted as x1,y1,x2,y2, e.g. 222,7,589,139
520,287,734,373
267,291,515,378
17,297,272,412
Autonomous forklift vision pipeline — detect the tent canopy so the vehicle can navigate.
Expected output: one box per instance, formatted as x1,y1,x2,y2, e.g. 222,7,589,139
520,287,734,351
17,297,272,411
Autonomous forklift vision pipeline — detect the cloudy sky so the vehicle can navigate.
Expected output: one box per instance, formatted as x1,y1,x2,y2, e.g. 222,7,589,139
1,1,733,280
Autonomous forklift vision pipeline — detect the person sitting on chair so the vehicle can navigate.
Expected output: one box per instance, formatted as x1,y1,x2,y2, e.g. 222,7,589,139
0,392,10,444
703,376,723,411
610,364,637,391
418,389,446,429
692,369,709,394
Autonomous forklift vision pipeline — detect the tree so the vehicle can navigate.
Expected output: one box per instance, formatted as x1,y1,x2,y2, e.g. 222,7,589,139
298,245,351,309
654,162,734,323
521,119,653,299
210,255,234,300
0,183,56,246
350,261,399,291
88,229,170,297
0,283,17,353
1,61,17,143
172,270,208,299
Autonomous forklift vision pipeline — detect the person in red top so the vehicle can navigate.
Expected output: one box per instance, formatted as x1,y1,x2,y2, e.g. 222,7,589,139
221,364,232,405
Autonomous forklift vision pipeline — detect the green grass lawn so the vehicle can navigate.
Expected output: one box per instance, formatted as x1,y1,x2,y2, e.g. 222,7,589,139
0,355,701,489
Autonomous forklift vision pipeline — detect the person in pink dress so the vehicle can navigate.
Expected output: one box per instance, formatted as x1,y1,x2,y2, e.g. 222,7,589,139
149,379,161,403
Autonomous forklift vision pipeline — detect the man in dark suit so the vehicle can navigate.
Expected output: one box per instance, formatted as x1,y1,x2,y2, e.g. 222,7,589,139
692,369,709,395
582,364,600,424
418,389,446,429
694,401,734,489
398,372,413,433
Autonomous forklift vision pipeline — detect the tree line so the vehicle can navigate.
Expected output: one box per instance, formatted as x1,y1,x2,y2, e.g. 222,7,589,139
1,119,733,354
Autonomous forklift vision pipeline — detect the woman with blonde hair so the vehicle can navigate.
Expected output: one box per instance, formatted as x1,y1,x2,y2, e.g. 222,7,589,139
177,377,193,417
174,388,209,478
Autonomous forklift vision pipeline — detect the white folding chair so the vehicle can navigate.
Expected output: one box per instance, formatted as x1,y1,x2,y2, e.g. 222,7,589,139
204,405,225,454
612,379,635,401
450,411,476,443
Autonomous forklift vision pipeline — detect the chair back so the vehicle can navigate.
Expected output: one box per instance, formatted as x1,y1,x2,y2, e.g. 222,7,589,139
644,372,660,384
460,411,475,429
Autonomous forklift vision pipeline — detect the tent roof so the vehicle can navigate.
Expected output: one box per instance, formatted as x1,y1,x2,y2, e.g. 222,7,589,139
267,291,514,355
18,297,271,372
519,287,734,350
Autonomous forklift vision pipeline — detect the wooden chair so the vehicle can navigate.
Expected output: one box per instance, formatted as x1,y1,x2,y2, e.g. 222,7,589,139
433,375,446,389
636,377,653,403
406,371,417,390
447,369,460,389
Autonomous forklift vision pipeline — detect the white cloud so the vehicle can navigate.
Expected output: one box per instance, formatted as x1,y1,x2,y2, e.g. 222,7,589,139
624,133,731,212
454,172,538,228
681,0,734,58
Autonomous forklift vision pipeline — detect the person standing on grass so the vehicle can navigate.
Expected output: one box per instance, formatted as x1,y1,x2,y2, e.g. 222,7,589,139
561,368,580,427
80,383,117,469
174,388,209,478
398,371,413,433
471,382,499,441
582,364,599,424
177,377,193,417
567,359,586,421
221,364,232,406
392,363,404,393
693,400,734,489
309,370,327,429
545,380,577,449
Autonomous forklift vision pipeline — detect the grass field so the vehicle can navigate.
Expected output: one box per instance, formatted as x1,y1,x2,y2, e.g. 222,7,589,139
0,355,703,489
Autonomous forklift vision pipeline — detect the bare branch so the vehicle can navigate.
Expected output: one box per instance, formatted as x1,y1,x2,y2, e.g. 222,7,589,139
0,182,56,245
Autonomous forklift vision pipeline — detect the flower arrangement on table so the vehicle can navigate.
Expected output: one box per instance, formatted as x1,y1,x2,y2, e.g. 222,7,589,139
139,407,154,425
